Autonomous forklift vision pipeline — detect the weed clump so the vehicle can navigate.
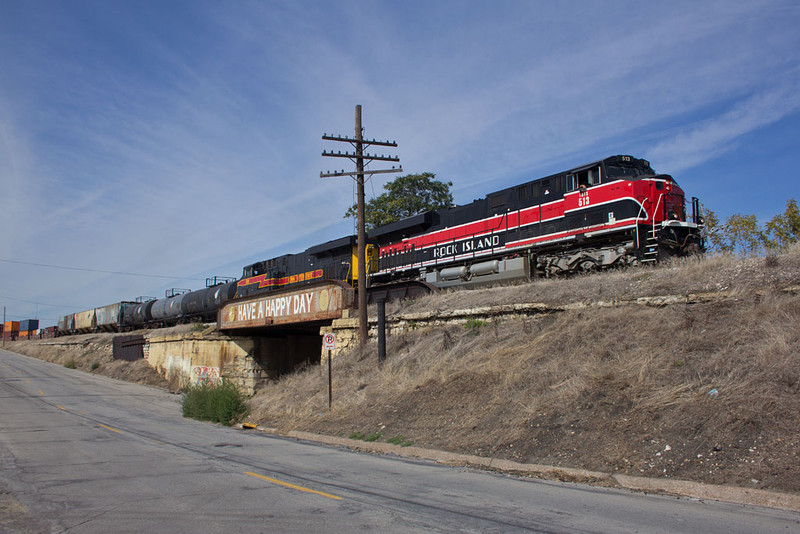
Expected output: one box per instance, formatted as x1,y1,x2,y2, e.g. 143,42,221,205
63,359,76,369
364,432,383,442
464,318,488,335
182,381,250,426
387,435,413,447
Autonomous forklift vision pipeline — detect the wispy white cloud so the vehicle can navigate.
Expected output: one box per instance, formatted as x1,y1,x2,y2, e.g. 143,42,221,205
646,80,800,172
1,0,799,322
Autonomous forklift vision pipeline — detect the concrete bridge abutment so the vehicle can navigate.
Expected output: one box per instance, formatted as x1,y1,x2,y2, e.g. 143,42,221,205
145,328,321,395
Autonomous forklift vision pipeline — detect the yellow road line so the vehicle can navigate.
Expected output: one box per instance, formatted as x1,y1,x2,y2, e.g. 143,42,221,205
244,471,343,500
25,379,30,383
98,423,123,434
56,405,66,410
39,390,45,395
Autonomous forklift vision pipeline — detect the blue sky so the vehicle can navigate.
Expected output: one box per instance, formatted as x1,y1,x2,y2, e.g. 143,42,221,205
1,0,798,326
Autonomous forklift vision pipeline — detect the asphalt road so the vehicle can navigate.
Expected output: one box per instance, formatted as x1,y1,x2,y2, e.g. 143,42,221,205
1,348,799,533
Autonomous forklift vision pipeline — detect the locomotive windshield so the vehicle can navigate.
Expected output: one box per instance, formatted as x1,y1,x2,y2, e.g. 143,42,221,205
603,155,656,180
606,164,652,179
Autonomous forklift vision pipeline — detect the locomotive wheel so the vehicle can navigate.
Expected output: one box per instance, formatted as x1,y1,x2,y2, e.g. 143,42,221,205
578,259,598,272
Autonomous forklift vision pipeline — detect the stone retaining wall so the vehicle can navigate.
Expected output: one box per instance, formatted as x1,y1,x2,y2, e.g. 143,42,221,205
319,287,800,359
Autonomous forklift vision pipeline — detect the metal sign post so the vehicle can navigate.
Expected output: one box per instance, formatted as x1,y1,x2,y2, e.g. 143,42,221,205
323,333,336,409
377,298,386,364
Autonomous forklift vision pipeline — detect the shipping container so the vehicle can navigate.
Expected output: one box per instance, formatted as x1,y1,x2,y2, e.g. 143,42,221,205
73,309,96,333
20,319,39,332
4,321,20,333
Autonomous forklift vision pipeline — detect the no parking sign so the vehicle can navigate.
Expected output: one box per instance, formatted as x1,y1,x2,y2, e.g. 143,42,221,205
323,333,336,351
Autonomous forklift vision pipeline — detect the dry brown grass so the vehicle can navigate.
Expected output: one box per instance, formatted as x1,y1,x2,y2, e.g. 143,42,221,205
6,248,799,492
385,243,800,315
249,246,800,492
8,332,170,389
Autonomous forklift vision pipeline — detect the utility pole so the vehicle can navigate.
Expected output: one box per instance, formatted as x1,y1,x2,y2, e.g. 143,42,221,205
321,105,401,346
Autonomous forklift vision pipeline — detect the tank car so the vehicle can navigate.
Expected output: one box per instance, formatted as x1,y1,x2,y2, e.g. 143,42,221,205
182,280,237,322
150,291,189,324
130,299,156,326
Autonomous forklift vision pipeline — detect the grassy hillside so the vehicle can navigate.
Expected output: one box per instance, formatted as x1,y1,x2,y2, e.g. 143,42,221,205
7,247,798,493
249,246,800,492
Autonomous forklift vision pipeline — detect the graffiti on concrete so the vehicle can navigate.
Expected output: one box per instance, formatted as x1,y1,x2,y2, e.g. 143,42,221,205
193,366,221,385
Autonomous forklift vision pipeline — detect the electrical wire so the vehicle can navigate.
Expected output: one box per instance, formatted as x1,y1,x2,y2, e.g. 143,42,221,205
0,294,79,310
0,258,203,281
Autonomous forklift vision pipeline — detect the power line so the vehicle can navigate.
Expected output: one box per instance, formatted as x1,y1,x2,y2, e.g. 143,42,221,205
4,313,59,322
0,258,204,281
0,294,80,310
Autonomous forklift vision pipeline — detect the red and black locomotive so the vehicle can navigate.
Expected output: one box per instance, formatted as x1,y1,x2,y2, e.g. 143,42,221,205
370,154,704,286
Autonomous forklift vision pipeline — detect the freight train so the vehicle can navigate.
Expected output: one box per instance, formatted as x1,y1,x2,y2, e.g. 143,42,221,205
56,155,704,335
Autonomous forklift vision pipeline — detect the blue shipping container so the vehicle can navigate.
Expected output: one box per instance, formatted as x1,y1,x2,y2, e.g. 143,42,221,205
20,319,39,331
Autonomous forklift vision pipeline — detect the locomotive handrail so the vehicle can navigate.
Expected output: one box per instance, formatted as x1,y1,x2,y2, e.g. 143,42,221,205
652,193,664,234
634,197,649,249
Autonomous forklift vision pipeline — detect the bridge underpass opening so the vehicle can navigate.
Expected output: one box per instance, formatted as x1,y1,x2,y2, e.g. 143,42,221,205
218,281,355,380
229,326,323,378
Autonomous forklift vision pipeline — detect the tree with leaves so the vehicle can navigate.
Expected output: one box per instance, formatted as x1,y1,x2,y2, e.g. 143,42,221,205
701,199,799,255
722,213,766,255
699,204,725,252
765,199,800,250
345,172,453,230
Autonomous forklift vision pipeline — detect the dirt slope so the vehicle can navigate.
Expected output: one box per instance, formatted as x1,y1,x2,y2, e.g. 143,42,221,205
248,247,800,493
7,331,170,389
6,247,799,493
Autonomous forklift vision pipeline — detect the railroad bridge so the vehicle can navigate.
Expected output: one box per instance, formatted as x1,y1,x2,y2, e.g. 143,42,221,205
145,281,359,393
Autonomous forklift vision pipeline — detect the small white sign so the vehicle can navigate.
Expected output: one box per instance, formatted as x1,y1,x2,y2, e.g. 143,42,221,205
323,333,336,350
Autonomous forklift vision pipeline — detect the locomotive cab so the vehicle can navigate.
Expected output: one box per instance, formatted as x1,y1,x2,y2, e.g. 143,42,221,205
631,174,704,257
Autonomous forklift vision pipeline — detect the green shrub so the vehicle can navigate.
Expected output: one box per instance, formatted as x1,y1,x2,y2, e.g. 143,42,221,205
64,360,76,369
364,432,383,442
181,381,250,426
387,435,413,447
90,362,101,371
464,318,488,335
